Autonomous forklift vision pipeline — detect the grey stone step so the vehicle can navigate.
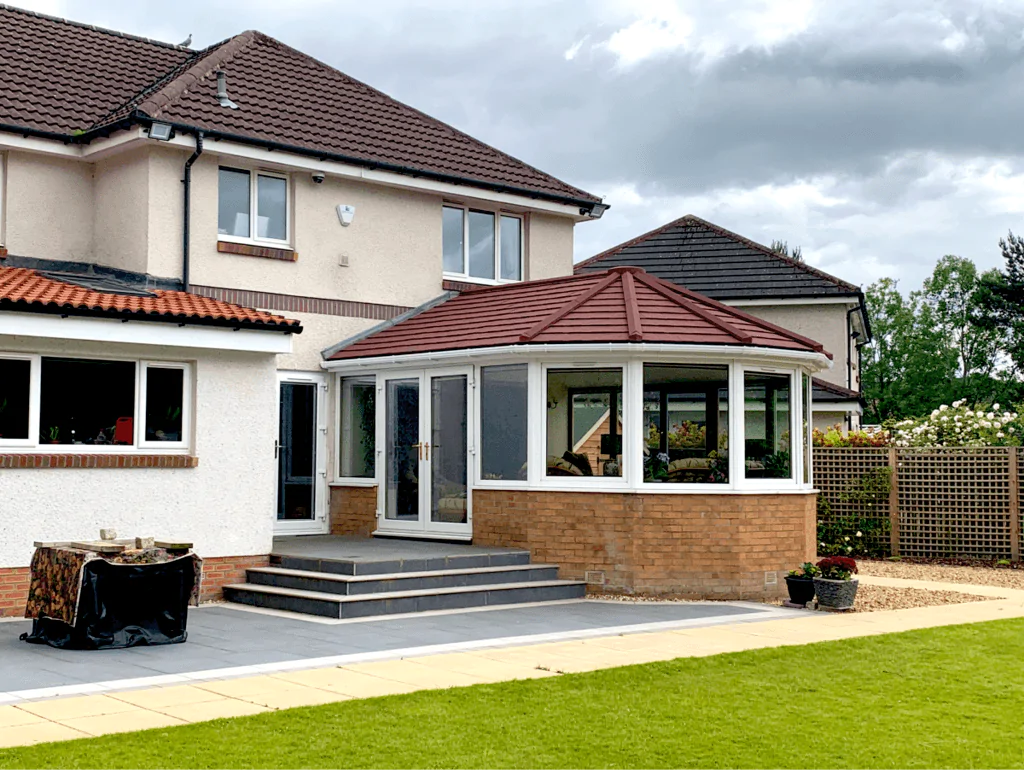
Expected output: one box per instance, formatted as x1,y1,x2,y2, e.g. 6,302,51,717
247,564,561,595
222,579,587,619
269,548,531,576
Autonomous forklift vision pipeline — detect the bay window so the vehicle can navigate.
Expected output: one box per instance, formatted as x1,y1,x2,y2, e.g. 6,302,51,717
546,368,622,478
0,355,191,451
743,371,793,479
218,167,289,244
643,364,729,484
442,205,522,282
480,365,528,481
338,376,376,479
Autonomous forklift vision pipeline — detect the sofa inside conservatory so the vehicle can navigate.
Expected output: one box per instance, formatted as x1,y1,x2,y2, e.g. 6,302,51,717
323,267,829,599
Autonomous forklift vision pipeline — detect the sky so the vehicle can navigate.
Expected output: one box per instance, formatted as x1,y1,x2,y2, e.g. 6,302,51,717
13,0,1024,292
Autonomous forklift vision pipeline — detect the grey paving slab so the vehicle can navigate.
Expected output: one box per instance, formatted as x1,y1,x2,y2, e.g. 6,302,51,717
0,599,782,695
271,535,524,563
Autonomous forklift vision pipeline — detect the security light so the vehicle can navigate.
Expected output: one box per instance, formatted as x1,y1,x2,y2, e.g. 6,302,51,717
148,122,173,141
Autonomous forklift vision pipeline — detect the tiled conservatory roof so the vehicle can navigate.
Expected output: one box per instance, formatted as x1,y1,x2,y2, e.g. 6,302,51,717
326,267,830,361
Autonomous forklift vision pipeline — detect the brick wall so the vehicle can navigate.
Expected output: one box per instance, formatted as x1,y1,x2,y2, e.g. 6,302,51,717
0,567,30,618
473,490,816,599
330,485,378,536
0,555,271,618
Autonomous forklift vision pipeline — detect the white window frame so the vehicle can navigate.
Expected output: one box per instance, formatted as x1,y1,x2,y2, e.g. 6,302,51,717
217,167,292,248
736,365,800,490
138,361,193,451
334,373,378,486
0,353,40,448
540,362,629,489
442,204,524,285
0,353,193,453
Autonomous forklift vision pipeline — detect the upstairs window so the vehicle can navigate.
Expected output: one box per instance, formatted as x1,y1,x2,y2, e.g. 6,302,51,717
442,205,522,282
218,167,289,245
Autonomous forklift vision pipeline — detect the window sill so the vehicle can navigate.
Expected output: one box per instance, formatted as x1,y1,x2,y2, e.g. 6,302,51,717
329,478,377,488
217,240,297,262
442,274,520,290
0,454,199,469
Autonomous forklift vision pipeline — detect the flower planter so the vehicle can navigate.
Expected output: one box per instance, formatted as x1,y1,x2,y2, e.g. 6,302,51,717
813,577,858,610
785,575,816,605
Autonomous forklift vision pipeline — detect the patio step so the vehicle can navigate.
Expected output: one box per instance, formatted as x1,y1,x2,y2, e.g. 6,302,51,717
222,579,587,619
246,563,561,595
268,548,531,576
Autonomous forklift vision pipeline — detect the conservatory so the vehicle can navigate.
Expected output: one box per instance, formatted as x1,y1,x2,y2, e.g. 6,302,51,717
322,267,829,598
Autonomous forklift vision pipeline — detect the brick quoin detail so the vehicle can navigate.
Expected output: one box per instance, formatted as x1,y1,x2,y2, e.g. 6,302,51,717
0,555,270,617
0,454,199,469
472,490,816,600
330,485,378,536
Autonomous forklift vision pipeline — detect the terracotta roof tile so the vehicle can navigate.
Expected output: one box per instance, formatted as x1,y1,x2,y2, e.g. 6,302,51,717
0,266,300,332
328,267,830,361
0,6,599,206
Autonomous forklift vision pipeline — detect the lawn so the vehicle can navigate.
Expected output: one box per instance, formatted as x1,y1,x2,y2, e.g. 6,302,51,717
3,618,1024,769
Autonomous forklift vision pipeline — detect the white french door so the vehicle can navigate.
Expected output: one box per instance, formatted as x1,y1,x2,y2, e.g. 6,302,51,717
275,371,328,535
376,368,473,539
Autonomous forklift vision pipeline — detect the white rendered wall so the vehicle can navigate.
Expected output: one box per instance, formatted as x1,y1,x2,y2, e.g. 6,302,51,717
0,336,279,569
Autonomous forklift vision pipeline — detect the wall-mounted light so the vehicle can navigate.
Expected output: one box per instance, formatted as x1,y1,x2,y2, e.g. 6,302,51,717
337,204,356,227
148,122,173,141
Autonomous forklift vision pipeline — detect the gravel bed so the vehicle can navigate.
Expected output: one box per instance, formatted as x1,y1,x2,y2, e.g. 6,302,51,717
859,559,1024,590
851,583,993,612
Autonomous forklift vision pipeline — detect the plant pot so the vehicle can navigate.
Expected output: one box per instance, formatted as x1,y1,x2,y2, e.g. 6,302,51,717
785,575,815,605
813,577,859,610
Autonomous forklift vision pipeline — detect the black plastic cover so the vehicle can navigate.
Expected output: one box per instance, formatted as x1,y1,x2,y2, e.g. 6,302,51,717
20,556,196,650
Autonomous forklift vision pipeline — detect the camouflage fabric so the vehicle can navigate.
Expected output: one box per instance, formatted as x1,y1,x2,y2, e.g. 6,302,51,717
24,547,203,625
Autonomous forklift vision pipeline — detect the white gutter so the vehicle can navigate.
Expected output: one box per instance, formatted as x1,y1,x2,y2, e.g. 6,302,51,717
321,342,832,373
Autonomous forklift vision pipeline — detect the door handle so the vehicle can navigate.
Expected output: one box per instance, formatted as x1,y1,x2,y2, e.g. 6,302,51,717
424,442,430,461
411,442,423,460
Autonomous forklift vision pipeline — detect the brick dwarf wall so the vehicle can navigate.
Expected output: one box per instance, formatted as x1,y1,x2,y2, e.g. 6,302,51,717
330,485,378,536
472,490,816,599
0,555,271,618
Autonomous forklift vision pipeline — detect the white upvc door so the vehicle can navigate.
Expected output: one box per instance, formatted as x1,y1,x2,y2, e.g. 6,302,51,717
376,368,473,540
275,371,328,535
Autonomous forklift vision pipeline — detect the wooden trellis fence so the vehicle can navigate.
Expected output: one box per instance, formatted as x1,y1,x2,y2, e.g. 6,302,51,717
813,447,1022,560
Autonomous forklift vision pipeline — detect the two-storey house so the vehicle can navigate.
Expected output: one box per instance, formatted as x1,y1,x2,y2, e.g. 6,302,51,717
0,7,604,613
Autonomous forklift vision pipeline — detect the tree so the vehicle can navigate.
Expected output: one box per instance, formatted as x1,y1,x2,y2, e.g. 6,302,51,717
979,230,1024,376
860,278,958,423
919,255,1003,380
770,239,803,262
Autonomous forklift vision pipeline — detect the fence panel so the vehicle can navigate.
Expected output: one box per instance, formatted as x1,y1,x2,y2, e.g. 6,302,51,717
897,448,1012,559
814,446,1022,560
813,448,891,556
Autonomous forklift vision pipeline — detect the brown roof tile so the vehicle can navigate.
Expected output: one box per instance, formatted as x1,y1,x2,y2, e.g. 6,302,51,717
0,266,300,332
0,5,599,206
328,267,830,361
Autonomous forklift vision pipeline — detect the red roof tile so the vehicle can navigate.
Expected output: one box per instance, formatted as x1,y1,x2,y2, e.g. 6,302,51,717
0,6,600,206
328,267,830,361
0,266,300,332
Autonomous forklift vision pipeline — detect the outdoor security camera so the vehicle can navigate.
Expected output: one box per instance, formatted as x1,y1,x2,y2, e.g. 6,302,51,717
311,171,326,184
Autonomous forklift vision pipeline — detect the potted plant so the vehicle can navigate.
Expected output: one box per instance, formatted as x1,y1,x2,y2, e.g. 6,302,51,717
814,556,859,610
785,562,819,605
45,426,60,444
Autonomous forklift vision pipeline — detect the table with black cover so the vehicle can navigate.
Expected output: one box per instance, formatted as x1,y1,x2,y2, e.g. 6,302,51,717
20,541,202,650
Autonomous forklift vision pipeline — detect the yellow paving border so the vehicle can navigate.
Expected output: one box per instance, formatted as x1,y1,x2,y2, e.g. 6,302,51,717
1,577,1022,749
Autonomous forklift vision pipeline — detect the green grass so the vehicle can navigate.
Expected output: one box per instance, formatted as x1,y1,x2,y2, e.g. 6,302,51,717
3,618,1024,769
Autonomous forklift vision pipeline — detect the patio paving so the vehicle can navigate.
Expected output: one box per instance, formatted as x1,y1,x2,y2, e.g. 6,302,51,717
0,576,1021,748
0,599,778,699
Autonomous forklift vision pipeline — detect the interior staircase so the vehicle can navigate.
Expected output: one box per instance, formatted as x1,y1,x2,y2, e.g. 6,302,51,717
223,546,586,620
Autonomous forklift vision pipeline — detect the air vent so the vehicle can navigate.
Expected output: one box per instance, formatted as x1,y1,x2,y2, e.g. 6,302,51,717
585,570,606,586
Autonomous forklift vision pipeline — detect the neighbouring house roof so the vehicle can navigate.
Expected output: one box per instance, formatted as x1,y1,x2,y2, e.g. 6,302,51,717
0,266,301,332
575,215,861,300
0,5,601,208
812,378,864,405
326,266,830,362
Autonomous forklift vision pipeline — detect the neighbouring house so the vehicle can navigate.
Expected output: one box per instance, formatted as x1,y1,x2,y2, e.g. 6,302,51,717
321,266,826,597
576,215,870,431
0,7,605,615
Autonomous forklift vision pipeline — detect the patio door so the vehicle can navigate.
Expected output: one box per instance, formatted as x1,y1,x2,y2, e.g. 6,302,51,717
378,368,472,539
275,371,328,535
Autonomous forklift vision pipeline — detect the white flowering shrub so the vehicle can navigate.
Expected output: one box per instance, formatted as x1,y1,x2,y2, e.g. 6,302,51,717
891,400,1022,447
